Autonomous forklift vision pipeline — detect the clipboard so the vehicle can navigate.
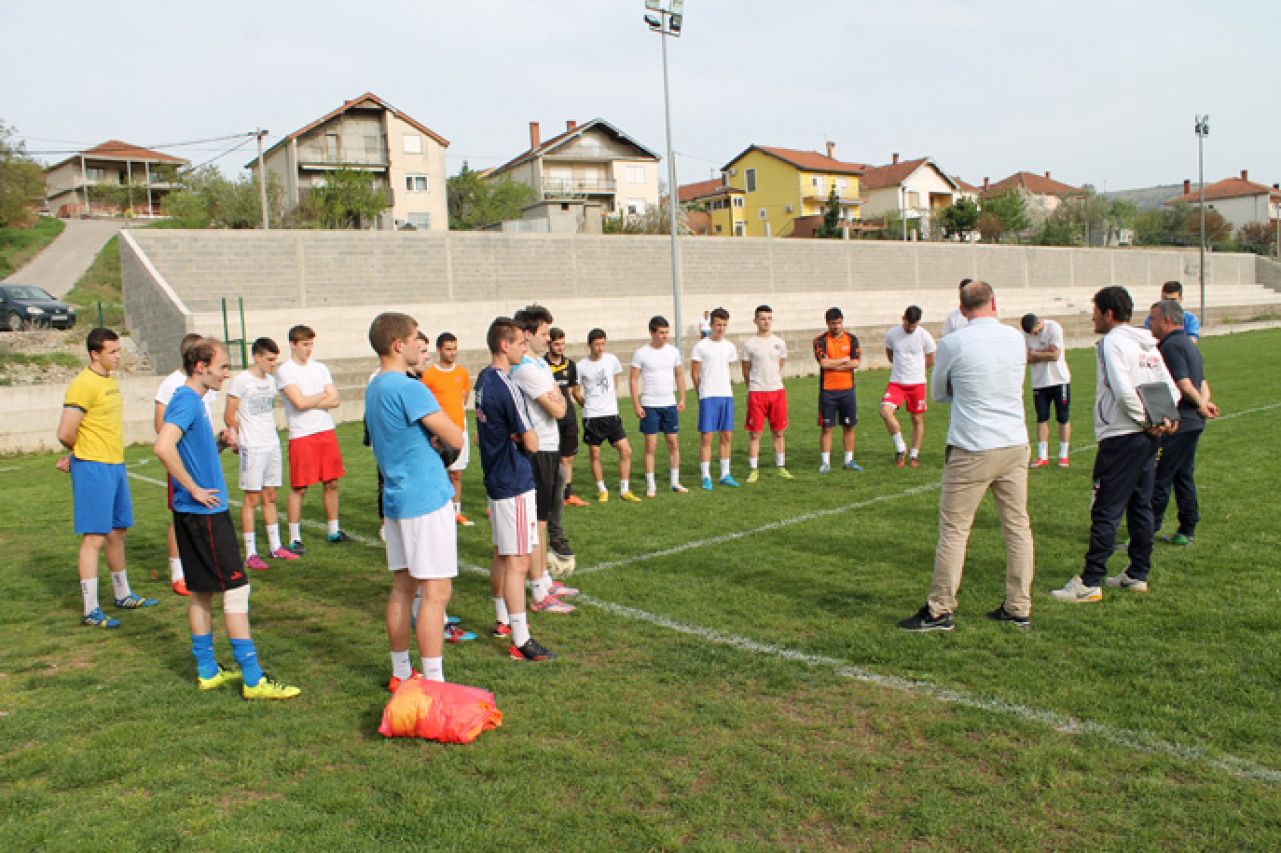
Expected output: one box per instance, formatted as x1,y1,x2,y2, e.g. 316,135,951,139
1136,382,1181,426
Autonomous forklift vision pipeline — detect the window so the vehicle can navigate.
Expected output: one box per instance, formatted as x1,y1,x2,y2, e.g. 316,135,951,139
403,134,422,154
325,133,340,160
715,224,723,234
626,165,645,184
406,212,431,230
628,198,646,215
837,178,849,194
758,208,767,220
745,168,757,192
85,167,110,182
733,197,744,208
405,174,429,192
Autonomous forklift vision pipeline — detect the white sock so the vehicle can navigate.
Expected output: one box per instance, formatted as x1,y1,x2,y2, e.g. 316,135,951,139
531,573,551,603
109,570,131,600
619,479,629,494
1059,442,1070,459
1037,441,1048,460
700,461,711,478
669,469,680,488
81,577,99,616
719,458,731,478
326,519,339,536
390,649,412,680
288,523,301,543
442,611,451,627
775,452,786,468
645,472,656,489
596,479,607,493
492,596,509,625
168,556,183,582
844,451,853,464
243,533,257,557
909,448,919,459
748,457,759,470
509,612,530,647
421,656,445,683
892,433,907,453
821,452,831,466
266,524,282,553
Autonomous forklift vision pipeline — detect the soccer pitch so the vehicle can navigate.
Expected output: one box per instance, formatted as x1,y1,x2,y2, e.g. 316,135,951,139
3,329,1280,849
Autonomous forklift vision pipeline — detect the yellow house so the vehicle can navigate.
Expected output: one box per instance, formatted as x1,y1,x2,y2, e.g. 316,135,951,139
678,178,747,236
719,144,864,237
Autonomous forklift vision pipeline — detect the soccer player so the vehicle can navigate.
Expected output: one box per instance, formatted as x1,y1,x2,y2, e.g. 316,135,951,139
154,338,299,699
1020,313,1072,468
1144,281,1201,343
740,304,792,483
511,305,576,608
421,331,474,527
154,332,211,596
365,313,466,688
813,307,862,473
579,328,641,502
224,336,298,570
690,307,739,490
880,305,936,468
476,317,557,661
57,327,156,628
277,324,345,554
630,315,687,496
940,278,974,337
545,327,590,508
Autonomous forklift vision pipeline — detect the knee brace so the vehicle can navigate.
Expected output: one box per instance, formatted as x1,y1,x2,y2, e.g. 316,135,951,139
224,584,251,614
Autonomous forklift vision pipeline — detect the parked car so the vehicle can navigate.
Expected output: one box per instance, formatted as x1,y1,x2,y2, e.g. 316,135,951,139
0,284,77,331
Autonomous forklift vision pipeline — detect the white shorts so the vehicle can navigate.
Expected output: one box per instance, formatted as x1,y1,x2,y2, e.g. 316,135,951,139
384,501,458,580
489,490,538,556
239,444,283,491
449,429,470,472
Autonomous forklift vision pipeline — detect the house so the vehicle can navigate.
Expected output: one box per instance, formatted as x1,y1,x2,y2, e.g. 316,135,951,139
43,140,189,217
980,171,1083,217
860,154,963,237
678,178,747,236
248,92,450,230
483,119,662,233
1165,171,1281,232
718,144,864,238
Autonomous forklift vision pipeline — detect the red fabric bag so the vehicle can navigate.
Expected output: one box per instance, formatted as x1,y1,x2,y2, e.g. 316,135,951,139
378,678,502,744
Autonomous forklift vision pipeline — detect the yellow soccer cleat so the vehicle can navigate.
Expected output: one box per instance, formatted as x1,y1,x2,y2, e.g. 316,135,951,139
242,673,301,701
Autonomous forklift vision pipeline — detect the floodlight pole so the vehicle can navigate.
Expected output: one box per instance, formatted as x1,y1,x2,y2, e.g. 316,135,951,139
648,4,684,352
256,129,270,230
1195,115,1208,329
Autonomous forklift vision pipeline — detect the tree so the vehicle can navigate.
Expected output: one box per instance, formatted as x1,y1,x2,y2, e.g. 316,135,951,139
1133,205,1189,247
977,211,1004,243
815,185,843,238
1183,208,1231,247
161,165,283,229
0,121,45,227
939,198,980,241
447,162,537,230
1237,221,1277,256
980,190,1030,241
297,168,387,229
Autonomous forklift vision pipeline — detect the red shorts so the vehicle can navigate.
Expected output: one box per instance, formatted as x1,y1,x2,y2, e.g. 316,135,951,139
882,382,927,414
745,389,788,433
288,430,345,489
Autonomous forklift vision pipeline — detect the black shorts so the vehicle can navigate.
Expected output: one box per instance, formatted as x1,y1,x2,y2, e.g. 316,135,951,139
531,451,561,521
557,415,580,457
173,510,248,593
1033,384,1071,424
818,388,858,428
583,415,627,447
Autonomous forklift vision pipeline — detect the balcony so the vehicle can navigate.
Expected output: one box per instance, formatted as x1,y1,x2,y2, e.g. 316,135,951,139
542,178,617,198
297,149,389,170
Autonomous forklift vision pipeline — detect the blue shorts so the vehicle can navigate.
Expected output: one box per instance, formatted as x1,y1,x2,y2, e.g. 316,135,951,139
71,457,134,535
818,388,858,428
697,397,735,433
639,405,679,435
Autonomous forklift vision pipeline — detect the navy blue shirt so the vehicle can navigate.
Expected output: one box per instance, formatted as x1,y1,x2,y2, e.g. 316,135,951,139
475,365,536,500
1157,329,1206,431
164,385,227,514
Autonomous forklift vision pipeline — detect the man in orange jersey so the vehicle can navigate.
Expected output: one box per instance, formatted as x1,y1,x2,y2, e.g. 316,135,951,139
421,332,474,527
813,307,863,473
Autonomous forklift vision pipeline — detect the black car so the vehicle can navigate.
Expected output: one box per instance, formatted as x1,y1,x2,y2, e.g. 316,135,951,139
0,284,77,331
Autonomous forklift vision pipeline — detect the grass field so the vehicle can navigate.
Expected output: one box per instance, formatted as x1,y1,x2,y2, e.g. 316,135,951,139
3,329,1280,849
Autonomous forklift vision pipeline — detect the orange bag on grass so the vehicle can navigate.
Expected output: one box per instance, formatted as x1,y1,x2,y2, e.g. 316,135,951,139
378,678,502,744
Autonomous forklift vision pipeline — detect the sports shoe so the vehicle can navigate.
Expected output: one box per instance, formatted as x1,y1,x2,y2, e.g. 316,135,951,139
1160,533,1194,546
444,624,478,643
1058,457,1070,469
898,605,954,632
620,491,642,503
326,530,352,543
456,513,475,527
81,607,120,628
490,621,512,639
746,469,760,484
597,490,610,503
114,593,158,609
171,579,190,596
671,483,689,494
509,638,557,661
197,665,242,691
719,475,740,488
530,594,575,614
894,452,907,468
548,579,579,597
1050,576,1103,603
550,538,574,558
844,460,864,472
387,670,420,692
819,463,831,474
645,485,657,498
702,476,714,491
269,547,300,562
777,467,795,480
245,554,269,571
1105,570,1149,592
242,673,301,701
1030,457,1050,469
564,494,590,507
908,456,920,469
379,524,387,542
286,540,306,557
985,605,1031,629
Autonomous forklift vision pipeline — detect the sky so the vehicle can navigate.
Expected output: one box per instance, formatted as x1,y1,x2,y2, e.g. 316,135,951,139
3,0,1277,193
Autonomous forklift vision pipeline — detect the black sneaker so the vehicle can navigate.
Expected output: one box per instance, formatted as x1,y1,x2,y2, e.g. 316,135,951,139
898,605,954,632
326,530,352,544
985,604,1031,629
508,638,557,661
550,538,574,558
286,540,307,557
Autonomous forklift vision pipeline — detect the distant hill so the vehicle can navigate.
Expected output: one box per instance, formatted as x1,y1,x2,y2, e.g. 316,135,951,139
1103,184,1185,211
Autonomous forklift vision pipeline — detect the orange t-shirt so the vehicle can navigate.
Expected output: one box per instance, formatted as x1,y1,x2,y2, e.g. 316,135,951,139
421,364,470,429
813,331,860,391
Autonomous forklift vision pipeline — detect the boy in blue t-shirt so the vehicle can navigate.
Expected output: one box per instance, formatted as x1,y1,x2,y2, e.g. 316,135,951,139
365,313,465,689
154,339,300,700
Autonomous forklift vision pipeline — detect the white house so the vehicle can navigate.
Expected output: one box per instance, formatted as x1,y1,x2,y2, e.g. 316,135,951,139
1166,170,1281,232
860,154,963,236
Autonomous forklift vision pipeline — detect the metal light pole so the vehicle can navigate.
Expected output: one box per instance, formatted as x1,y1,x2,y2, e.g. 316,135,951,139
645,0,685,351
1195,114,1209,328
255,128,270,229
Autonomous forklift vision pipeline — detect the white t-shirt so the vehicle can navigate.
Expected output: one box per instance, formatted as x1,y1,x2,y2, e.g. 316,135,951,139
941,308,968,337
579,354,622,418
155,369,216,421
511,355,559,451
690,338,737,399
1024,318,1072,389
741,334,787,392
632,344,682,407
227,370,280,449
276,359,336,440
885,325,937,385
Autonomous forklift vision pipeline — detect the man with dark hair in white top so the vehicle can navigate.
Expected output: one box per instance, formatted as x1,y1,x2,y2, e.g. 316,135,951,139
940,278,973,338
1021,313,1072,468
880,305,936,468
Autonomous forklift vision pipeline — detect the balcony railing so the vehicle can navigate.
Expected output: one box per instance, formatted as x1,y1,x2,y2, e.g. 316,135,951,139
542,178,617,197
297,150,389,168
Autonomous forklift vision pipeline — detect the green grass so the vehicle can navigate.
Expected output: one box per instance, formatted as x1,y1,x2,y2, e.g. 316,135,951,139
3,329,1281,849
0,216,65,279
63,235,123,328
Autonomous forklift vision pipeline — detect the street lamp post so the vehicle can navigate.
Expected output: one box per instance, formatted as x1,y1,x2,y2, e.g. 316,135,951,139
645,0,685,351
1194,114,1209,329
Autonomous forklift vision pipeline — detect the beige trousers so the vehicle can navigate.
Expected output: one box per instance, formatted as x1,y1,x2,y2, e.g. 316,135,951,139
927,444,1035,619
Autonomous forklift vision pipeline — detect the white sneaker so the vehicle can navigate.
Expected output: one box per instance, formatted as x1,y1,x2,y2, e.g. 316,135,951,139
819,463,831,474
1050,576,1103,603
1104,571,1149,592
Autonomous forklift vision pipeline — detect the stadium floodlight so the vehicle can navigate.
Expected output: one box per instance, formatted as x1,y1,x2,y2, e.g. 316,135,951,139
1195,114,1209,329
643,0,686,350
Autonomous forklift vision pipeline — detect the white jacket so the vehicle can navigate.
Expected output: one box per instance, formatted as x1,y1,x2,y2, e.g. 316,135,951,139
1093,324,1179,441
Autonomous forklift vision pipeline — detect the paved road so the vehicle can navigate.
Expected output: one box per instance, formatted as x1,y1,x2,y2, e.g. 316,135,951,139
3,219,130,297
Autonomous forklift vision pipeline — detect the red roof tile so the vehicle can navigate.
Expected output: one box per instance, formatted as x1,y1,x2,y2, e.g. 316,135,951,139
724,145,865,176
982,171,1082,198
678,178,734,203
860,157,960,191
489,119,660,177
79,140,187,164
1167,176,1281,205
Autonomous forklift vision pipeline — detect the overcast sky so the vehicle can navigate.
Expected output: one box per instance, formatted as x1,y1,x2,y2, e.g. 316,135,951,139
4,0,1276,192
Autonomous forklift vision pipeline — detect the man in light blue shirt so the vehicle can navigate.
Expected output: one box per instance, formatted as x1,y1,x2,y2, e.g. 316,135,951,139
899,281,1035,632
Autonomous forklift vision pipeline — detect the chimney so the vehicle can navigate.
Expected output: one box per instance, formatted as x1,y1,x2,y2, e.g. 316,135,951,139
1044,171,1051,180
983,177,990,192
892,152,899,165
529,121,541,150
566,120,577,132
825,141,836,159
1241,169,1248,181
1183,179,1191,195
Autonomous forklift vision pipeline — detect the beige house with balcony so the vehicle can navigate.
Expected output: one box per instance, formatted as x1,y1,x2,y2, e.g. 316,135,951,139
249,92,449,230
484,119,661,233
860,154,963,238
43,140,189,217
